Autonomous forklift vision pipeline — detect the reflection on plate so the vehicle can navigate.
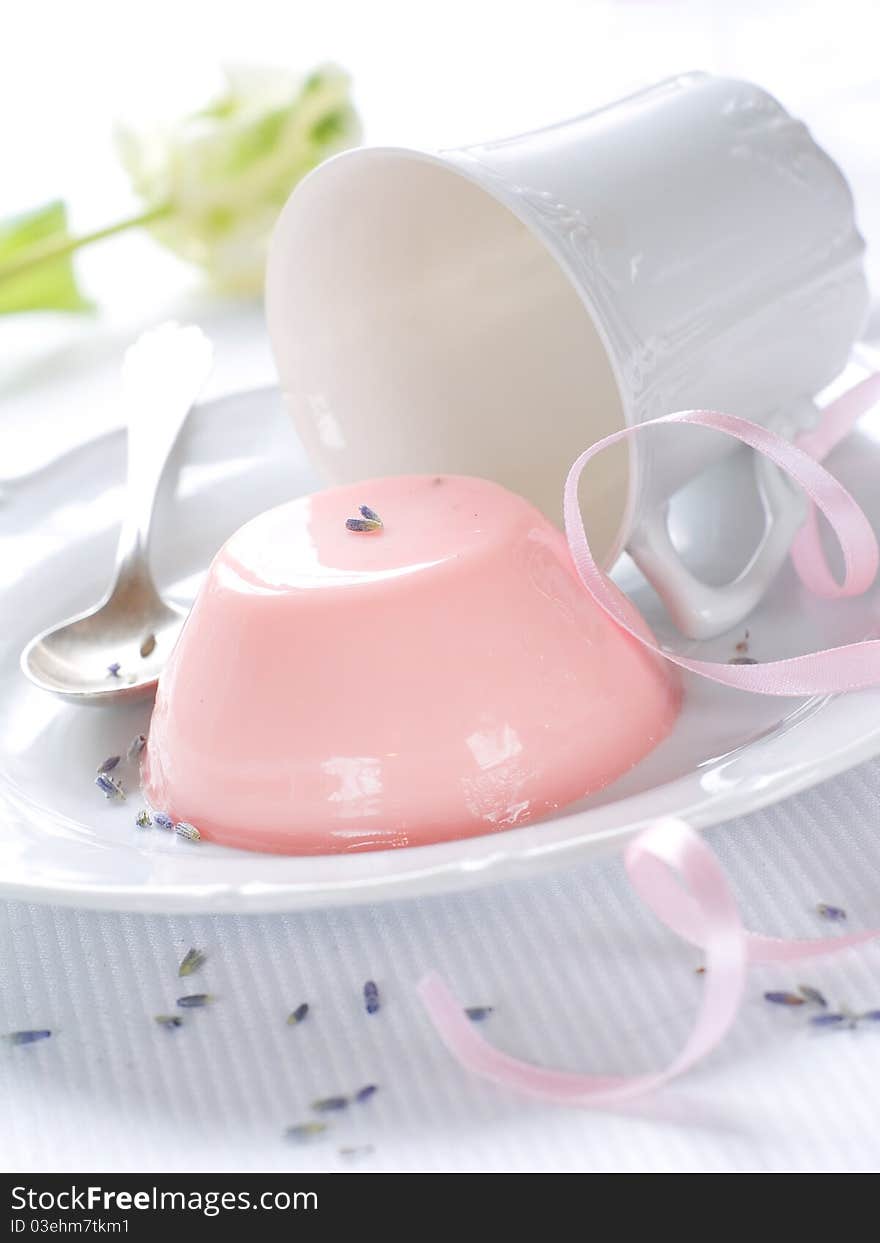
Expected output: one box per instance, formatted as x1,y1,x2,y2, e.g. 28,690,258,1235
2,364,880,912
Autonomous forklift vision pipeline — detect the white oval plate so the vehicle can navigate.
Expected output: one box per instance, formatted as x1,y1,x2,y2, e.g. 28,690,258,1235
3,376,880,912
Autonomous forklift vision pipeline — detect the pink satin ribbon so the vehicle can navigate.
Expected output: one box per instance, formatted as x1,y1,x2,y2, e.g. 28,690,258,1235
418,818,880,1107
419,374,880,1106
561,374,880,695
791,373,880,596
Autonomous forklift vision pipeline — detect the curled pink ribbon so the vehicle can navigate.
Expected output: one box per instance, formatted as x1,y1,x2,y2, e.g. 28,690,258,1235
791,373,880,596
419,374,880,1105
561,374,880,695
418,818,880,1107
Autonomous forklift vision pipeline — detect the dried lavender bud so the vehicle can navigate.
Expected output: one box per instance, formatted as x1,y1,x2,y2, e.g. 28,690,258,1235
345,517,383,533
286,1122,327,1142
174,821,201,842
178,949,207,978
127,734,147,762
363,980,380,1014
97,755,121,774
176,994,214,1008
287,1003,309,1026
465,1007,494,1022
359,505,382,524
817,903,847,922
153,812,174,831
764,991,805,1006
95,772,125,800
154,1015,183,1030
355,1084,378,1104
798,986,828,1008
311,1095,348,1113
728,656,758,666
810,1013,847,1028
107,662,121,677
7,1030,51,1045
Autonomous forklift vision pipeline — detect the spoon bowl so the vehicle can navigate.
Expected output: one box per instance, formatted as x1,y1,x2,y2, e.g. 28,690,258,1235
21,595,188,705
19,322,213,705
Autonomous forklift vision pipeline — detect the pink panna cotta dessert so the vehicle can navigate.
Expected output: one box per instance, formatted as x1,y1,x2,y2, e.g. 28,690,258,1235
142,475,681,853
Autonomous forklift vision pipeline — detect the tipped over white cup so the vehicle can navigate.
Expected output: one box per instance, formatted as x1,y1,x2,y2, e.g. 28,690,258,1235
266,72,868,639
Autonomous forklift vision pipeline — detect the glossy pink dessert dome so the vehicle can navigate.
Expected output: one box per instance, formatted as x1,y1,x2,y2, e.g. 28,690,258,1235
143,475,680,853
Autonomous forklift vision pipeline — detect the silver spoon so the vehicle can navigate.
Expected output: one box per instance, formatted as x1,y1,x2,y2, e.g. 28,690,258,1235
20,322,214,704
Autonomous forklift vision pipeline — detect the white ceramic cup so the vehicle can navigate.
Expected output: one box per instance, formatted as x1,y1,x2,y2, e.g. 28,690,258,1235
266,72,868,639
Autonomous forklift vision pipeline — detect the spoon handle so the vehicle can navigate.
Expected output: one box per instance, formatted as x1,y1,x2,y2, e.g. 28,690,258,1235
111,323,214,600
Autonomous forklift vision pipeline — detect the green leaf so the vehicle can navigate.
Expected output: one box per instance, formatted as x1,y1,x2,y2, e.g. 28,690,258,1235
0,200,93,314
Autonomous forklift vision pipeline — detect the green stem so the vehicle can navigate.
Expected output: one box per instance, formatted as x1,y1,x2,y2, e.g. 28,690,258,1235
0,203,173,285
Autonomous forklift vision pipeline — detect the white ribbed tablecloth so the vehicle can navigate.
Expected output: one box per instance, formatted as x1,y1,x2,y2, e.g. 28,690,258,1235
3,758,880,1173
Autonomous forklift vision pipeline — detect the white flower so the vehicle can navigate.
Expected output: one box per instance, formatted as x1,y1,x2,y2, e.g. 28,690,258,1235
116,64,361,292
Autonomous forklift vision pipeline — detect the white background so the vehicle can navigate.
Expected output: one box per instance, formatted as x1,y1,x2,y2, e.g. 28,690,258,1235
3,0,880,472
2,0,880,1173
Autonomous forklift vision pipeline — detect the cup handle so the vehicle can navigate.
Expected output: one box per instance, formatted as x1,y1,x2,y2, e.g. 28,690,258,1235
626,416,810,641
